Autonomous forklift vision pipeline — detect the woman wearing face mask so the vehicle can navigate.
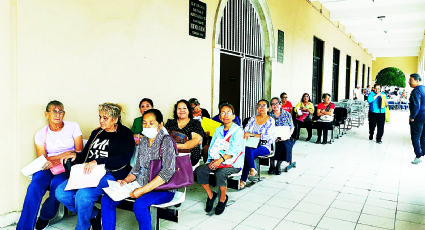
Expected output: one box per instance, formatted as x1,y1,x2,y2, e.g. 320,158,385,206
56,103,134,230
101,109,177,230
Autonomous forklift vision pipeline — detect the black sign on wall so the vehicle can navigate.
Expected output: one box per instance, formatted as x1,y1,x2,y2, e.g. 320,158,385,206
277,30,284,63
189,0,207,39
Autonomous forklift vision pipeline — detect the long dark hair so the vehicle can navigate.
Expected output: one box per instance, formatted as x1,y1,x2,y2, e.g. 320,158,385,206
300,93,312,103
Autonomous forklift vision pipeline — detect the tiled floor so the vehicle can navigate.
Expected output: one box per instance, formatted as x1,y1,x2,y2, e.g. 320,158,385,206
5,110,425,230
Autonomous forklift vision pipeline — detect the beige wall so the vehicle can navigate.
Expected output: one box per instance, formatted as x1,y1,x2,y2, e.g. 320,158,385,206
0,0,19,217
1,0,372,223
372,56,419,83
268,0,372,102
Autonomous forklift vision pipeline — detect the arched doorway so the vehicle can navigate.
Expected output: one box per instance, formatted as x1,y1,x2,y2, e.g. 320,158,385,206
212,0,274,120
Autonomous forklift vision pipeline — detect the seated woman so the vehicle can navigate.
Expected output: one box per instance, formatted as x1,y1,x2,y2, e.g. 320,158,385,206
131,98,154,145
240,99,275,188
17,100,83,230
294,93,314,141
316,93,335,144
56,103,134,230
165,99,204,166
280,92,293,116
101,109,176,230
268,97,294,175
195,103,244,215
188,98,210,122
212,101,242,126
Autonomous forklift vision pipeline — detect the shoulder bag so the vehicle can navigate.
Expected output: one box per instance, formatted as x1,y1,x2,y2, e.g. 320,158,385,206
169,131,190,153
149,135,194,191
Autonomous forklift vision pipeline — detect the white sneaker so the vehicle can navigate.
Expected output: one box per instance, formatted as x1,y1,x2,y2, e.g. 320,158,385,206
412,158,422,164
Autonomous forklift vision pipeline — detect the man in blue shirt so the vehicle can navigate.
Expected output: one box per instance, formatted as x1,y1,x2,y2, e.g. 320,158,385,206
367,84,387,143
409,73,425,164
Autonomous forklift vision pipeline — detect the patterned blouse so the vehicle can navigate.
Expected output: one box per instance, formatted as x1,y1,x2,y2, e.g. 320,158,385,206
130,129,176,191
269,109,294,129
244,116,275,151
164,118,204,166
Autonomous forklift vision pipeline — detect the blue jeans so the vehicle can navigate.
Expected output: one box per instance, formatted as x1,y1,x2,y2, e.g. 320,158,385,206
101,191,174,230
17,171,68,230
410,118,425,158
241,146,269,181
55,172,115,230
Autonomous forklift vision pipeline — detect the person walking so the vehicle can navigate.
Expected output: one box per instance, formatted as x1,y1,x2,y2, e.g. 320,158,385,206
409,73,425,164
367,84,387,143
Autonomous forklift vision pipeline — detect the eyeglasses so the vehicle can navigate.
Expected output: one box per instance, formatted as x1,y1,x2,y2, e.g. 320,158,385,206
271,103,281,106
49,110,64,115
282,97,288,99
257,105,268,108
220,112,233,116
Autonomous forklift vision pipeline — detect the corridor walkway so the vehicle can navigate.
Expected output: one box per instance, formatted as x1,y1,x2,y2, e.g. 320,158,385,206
8,110,425,230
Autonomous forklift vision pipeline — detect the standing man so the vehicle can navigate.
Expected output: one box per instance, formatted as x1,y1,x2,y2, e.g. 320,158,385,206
367,84,387,143
409,73,425,164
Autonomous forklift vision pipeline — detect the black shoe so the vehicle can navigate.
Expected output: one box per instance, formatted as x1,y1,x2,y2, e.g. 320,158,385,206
215,195,228,215
268,167,275,175
377,140,382,144
306,136,312,142
205,191,217,212
90,208,102,230
369,135,373,140
315,139,321,144
35,218,49,230
275,161,282,175
322,140,328,144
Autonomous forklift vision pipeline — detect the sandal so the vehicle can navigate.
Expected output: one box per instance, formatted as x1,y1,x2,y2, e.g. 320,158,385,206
239,181,246,189
248,168,257,178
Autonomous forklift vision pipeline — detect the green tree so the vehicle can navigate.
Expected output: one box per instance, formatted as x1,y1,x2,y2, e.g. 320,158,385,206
375,67,406,87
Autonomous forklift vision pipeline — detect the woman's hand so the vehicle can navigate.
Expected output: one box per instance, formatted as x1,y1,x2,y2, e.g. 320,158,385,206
61,151,77,164
243,132,251,140
84,160,97,174
208,160,221,170
117,180,127,186
42,161,53,170
130,187,145,199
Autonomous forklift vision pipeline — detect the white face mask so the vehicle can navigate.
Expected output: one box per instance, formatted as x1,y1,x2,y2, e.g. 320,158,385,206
142,127,159,139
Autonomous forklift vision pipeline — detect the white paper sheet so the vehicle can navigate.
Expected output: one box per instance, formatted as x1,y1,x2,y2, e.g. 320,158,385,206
21,155,47,177
245,136,260,148
275,126,291,141
103,180,141,201
64,164,106,191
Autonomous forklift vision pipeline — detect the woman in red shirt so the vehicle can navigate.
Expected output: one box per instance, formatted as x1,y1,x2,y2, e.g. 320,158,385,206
280,92,293,115
316,93,335,144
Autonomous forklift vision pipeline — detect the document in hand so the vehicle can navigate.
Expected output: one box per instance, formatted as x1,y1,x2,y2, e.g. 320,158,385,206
21,155,47,177
275,126,291,141
245,136,260,148
103,180,141,201
201,117,222,137
64,164,106,191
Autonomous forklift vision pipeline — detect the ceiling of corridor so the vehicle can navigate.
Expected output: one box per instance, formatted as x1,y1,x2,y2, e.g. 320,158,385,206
316,0,425,58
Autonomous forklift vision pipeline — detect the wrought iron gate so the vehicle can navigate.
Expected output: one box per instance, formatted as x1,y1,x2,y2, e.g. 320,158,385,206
218,0,265,119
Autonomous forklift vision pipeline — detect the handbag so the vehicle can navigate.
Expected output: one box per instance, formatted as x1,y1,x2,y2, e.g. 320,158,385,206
169,131,190,153
385,106,390,122
149,135,194,191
